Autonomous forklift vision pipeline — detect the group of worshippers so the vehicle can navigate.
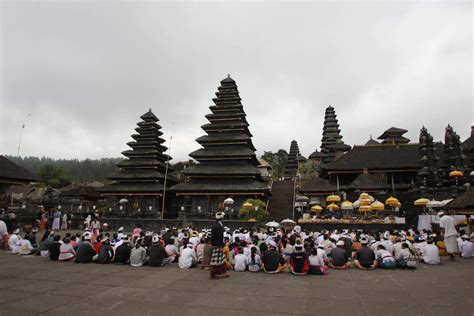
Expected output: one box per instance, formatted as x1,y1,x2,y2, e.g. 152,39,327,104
0,210,472,278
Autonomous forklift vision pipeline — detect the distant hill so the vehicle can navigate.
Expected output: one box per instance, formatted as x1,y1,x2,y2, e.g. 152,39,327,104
6,156,123,183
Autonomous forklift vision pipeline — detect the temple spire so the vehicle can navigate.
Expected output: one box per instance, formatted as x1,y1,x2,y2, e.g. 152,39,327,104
284,140,302,178
320,105,350,162
172,76,270,210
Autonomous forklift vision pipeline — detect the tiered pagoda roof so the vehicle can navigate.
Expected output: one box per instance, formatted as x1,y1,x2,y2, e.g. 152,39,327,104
172,76,270,196
378,127,410,144
284,140,302,177
320,105,351,162
98,110,178,195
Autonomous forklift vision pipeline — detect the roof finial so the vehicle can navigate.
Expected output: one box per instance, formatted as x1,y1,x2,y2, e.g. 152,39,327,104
227,73,231,78
370,134,373,140
149,108,152,112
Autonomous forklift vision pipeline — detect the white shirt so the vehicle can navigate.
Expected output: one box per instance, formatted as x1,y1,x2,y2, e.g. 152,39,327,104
233,253,249,272
179,247,197,269
19,239,34,255
439,216,457,237
309,254,324,267
166,244,179,259
8,234,21,253
189,236,200,247
376,249,393,261
381,240,394,254
316,248,328,263
0,220,7,238
460,240,473,258
422,244,440,265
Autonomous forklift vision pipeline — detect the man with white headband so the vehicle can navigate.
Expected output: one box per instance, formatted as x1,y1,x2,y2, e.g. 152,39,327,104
438,211,458,261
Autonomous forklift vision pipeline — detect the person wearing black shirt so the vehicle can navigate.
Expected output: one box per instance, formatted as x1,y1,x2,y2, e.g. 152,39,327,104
330,240,350,269
262,239,286,273
148,236,170,267
354,238,376,269
114,239,131,264
210,212,229,279
290,244,309,275
75,233,97,263
49,235,61,261
95,239,114,264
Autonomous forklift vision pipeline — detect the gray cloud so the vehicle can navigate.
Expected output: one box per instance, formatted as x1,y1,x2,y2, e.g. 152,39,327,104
1,1,472,162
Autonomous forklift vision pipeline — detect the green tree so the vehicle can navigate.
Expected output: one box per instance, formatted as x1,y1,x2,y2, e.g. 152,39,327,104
37,164,71,188
261,149,288,180
239,199,269,222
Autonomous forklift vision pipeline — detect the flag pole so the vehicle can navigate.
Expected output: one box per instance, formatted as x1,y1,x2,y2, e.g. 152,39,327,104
161,122,174,220
17,113,31,156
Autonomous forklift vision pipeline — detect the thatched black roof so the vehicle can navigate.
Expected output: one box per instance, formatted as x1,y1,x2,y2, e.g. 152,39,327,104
0,155,39,184
445,189,474,210
378,127,408,139
309,149,325,159
324,144,420,171
300,177,337,194
348,173,388,191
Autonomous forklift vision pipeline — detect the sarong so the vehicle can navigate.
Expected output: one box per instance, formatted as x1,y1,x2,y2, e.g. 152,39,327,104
444,235,459,254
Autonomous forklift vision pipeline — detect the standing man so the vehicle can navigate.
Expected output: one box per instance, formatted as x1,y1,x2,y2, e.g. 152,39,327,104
438,211,458,261
210,211,229,279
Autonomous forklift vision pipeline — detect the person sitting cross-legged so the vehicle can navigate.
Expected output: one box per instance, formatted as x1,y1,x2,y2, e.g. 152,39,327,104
261,239,286,273
179,243,198,269
95,238,114,264
375,244,396,269
233,246,249,272
329,240,351,269
290,243,309,275
354,237,376,270
308,247,326,275
148,235,171,267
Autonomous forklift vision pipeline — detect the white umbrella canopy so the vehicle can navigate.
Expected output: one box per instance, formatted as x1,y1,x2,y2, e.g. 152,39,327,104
426,200,443,208
295,195,310,203
440,199,453,206
119,198,129,204
280,218,296,227
266,221,280,228
224,197,235,205
308,198,321,206
341,203,354,210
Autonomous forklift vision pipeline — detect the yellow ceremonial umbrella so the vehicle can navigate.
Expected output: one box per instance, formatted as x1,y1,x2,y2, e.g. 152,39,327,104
311,205,323,212
340,200,354,210
359,205,372,212
360,197,372,206
414,198,429,206
326,195,341,203
326,203,339,210
385,196,399,207
371,200,385,211
449,170,463,177
359,192,370,200
243,202,253,209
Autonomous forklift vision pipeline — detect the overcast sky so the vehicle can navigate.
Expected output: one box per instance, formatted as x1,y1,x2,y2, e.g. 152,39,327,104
1,1,472,162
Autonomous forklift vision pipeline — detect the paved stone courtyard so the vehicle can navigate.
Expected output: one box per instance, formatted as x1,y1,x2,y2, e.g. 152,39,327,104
0,251,472,316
